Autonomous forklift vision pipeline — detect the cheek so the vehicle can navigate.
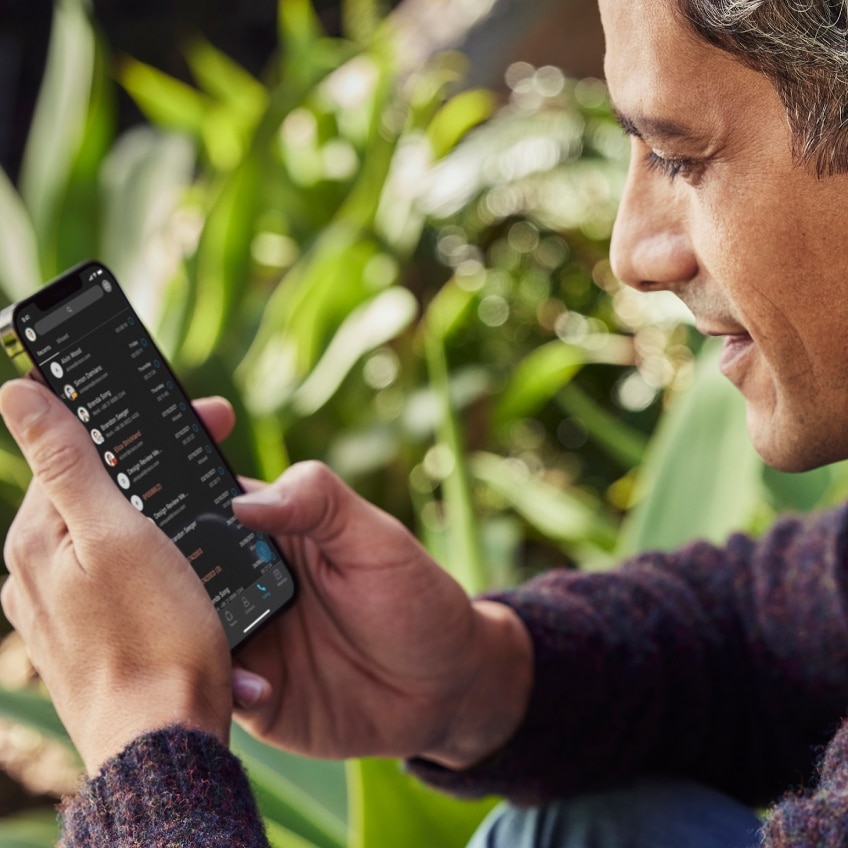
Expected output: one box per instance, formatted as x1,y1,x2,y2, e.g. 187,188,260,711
699,200,819,351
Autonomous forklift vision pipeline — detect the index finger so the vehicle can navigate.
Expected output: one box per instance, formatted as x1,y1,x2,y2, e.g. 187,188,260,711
0,379,139,532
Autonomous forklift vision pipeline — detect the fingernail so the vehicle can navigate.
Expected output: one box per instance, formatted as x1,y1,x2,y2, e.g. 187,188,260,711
0,381,49,437
232,670,267,709
233,488,280,508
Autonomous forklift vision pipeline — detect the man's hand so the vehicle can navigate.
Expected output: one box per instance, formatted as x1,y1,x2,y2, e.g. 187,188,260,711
0,380,234,776
231,464,534,769
0,378,534,775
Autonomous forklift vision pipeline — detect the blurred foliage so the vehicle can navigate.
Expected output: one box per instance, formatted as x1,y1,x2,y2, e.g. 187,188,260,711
3,0,848,845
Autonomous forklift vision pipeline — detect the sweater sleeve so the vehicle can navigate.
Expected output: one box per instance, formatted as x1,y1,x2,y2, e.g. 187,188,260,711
59,726,270,848
408,504,848,809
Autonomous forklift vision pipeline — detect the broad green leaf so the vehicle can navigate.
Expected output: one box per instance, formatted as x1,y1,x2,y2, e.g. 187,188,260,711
181,158,261,366
292,287,417,415
185,39,267,123
762,461,848,514
348,758,496,848
422,278,477,342
0,810,60,848
184,41,268,170
119,59,209,136
494,340,586,427
238,225,375,411
616,340,763,556
264,818,325,848
232,725,347,848
427,89,497,160
0,687,74,750
19,0,95,258
279,0,339,89
280,0,324,54
0,170,40,301
819,460,848,508
471,451,618,565
251,413,292,483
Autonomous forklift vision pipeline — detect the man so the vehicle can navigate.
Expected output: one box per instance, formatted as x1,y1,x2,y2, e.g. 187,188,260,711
3,1,848,846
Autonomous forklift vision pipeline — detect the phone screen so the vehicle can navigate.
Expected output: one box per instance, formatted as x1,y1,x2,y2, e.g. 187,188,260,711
11,261,296,649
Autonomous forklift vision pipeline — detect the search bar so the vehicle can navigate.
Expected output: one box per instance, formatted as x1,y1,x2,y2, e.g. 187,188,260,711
34,285,104,336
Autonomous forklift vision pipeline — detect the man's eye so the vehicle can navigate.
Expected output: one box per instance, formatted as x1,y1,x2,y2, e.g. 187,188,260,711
645,150,697,182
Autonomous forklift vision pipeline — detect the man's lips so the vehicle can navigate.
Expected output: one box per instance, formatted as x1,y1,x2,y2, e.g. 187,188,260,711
694,322,754,377
718,333,754,377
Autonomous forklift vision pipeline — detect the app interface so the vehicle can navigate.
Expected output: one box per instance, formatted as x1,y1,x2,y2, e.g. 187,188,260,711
15,264,295,648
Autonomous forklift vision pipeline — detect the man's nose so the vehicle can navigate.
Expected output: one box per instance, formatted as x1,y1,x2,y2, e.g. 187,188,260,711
610,148,697,293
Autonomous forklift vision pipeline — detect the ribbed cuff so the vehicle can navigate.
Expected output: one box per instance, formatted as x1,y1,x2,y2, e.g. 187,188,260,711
59,726,269,848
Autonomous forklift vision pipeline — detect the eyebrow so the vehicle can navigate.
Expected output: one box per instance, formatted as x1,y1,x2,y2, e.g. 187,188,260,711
613,108,706,144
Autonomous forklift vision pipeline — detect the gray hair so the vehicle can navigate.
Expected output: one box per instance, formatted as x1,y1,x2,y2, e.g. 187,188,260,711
677,0,848,175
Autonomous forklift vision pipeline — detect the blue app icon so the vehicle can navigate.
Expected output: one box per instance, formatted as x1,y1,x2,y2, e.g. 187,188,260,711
255,540,273,563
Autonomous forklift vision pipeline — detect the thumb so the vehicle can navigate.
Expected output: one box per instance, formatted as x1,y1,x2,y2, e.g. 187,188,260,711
232,460,408,560
0,379,134,529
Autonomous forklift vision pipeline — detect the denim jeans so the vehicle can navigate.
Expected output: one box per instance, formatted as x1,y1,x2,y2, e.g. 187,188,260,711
468,778,762,848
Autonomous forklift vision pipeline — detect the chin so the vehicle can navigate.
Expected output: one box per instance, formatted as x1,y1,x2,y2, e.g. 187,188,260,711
748,418,848,473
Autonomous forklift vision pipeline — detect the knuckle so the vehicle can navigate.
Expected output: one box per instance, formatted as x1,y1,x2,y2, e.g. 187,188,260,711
289,460,338,490
27,436,85,490
286,461,349,537
0,577,17,625
5,516,42,572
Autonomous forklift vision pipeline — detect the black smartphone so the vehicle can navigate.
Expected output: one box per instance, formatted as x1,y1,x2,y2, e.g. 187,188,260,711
0,260,296,650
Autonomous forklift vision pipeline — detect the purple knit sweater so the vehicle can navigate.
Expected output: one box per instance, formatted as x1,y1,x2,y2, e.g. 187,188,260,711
59,505,848,847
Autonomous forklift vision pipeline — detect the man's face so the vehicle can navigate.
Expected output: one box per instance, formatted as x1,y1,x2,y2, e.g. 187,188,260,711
601,0,848,471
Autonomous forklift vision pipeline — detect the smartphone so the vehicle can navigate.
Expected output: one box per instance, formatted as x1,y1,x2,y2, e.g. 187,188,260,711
0,260,296,650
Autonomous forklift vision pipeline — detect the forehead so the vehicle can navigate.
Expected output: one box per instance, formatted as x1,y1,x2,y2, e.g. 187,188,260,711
598,0,757,127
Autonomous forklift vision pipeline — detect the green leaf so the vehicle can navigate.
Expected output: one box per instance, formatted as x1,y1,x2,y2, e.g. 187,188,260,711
180,159,261,366
0,444,31,493
0,169,41,302
427,89,497,160
424,328,486,593
0,810,60,848
19,0,95,260
238,225,375,412
280,0,325,52
118,58,209,135
292,287,418,415
494,340,586,427
185,39,267,123
422,278,477,343
340,0,387,44
264,818,325,848
762,461,848,514
279,0,333,86
616,339,764,556
348,758,495,848
471,452,618,565
0,687,74,749
231,725,347,848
